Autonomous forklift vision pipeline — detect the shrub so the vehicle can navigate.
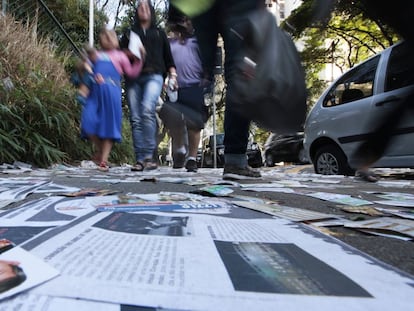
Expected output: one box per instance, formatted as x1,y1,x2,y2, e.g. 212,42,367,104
0,15,135,167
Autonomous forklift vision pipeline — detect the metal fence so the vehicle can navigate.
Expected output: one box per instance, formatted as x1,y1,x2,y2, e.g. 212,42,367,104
1,0,81,56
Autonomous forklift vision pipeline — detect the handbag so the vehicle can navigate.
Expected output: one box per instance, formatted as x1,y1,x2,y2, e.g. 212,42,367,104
230,9,307,133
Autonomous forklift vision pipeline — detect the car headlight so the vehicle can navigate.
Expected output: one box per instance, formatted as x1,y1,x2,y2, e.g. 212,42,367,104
250,144,258,150
218,148,225,155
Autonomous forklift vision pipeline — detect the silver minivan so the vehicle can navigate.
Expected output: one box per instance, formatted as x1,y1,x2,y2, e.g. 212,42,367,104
304,41,414,175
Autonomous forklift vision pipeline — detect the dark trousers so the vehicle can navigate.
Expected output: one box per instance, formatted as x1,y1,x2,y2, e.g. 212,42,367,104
192,0,261,157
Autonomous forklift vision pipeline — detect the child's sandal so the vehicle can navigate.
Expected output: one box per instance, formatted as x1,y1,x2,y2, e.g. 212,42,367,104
98,161,109,172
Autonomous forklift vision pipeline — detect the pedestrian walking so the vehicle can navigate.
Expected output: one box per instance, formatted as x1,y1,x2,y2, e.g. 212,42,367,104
81,28,143,172
120,0,177,172
170,0,266,180
159,11,206,172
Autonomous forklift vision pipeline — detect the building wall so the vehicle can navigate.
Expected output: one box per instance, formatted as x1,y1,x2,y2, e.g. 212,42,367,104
266,0,302,25
283,0,302,19
265,0,281,24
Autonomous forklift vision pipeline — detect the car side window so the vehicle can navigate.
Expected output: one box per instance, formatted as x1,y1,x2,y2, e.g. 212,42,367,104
323,55,380,107
385,42,414,91
216,134,224,145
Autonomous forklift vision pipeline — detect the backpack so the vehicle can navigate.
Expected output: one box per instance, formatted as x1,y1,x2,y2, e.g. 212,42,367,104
230,9,307,133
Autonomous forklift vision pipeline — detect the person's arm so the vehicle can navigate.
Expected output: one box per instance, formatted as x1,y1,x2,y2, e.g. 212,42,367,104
168,69,178,90
161,31,178,88
106,50,142,78
118,51,143,78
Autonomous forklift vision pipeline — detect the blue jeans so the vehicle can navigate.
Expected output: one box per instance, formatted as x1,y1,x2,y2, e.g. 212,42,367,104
126,73,163,162
192,0,258,167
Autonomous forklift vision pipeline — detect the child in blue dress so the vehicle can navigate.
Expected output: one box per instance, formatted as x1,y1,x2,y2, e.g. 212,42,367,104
81,28,143,171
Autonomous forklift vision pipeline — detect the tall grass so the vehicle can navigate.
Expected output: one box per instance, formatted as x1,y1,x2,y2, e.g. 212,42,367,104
0,15,135,167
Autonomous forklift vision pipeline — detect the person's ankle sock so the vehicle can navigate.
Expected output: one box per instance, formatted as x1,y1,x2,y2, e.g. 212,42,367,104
175,146,186,155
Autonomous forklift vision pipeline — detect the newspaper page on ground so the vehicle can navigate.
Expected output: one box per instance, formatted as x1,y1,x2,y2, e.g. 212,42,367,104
0,247,59,301
2,293,121,311
12,209,412,311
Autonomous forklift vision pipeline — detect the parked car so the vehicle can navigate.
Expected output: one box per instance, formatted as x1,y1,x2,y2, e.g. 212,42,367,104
196,148,203,168
246,141,264,168
304,41,414,175
200,133,263,168
200,133,225,168
264,132,309,166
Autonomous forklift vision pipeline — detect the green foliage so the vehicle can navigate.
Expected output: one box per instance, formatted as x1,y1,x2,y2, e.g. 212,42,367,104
109,115,135,165
115,0,170,34
0,2,144,168
0,15,92,167
284,0,402,107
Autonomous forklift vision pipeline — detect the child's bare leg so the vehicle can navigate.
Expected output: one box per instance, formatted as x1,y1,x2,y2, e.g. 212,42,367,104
89,135,102,164
100,139,113,164
187,129,201,159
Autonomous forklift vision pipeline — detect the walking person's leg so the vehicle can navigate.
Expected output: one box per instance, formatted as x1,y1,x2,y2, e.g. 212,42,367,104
192,0,261,179
185,128,201,172
173,85,205,172
89,135,102,165
220,0,261,179
158,101,188,168
140,74,164,170
126,81,145,171
98,139,113,172
171,126,188,169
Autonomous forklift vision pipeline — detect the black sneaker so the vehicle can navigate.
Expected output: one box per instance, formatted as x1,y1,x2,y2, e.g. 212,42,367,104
172,152,186,169
185,159,198,172
223,165,261,180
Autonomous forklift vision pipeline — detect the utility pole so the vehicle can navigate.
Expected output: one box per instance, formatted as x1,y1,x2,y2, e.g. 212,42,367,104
1,0,7,15
212,44,223,168
89,0,94,46
212,77,217,168
331,40,337,82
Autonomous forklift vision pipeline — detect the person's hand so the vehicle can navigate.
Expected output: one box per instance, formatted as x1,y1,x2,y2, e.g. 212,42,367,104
124,47,145,62
200,78,213,94
125,49,138,62
169,73,178,91
84,61,93,74
124,49,134,59
95,73,104,84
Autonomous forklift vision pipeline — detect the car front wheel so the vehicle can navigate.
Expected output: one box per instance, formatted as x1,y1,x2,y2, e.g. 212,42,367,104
313,145,354,175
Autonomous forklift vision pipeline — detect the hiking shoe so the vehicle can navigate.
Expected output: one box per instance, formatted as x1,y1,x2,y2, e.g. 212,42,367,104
185,159,198,172
223,165,261,180
172,152,186,169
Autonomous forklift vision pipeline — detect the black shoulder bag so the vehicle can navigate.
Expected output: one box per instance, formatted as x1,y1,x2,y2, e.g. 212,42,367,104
230,9,307,133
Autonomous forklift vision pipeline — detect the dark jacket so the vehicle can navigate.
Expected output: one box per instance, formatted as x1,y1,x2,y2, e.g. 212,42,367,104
120,5,175,82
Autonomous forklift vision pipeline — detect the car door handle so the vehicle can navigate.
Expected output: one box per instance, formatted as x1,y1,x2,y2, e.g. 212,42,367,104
375,96,401,106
